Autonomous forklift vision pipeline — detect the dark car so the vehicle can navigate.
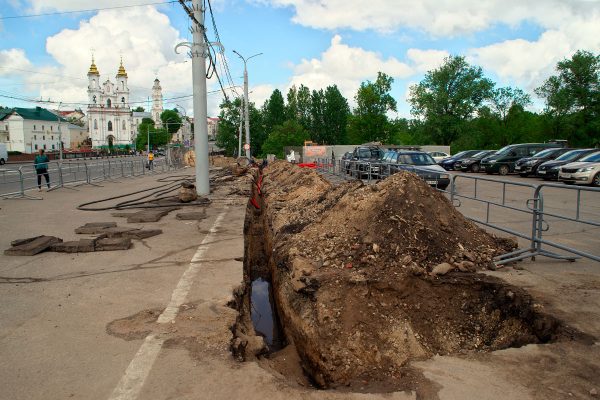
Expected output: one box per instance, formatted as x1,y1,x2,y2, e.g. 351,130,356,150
480,143,564,175
536,148,598,180
382,150,450,190
455,150,496,172
514,147,573,177
438,150,483,170
347,145,385,177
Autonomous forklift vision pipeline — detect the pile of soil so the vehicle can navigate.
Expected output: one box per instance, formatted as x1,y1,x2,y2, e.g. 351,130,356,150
236,160,573,392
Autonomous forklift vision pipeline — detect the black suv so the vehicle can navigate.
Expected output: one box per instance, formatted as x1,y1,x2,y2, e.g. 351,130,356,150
480,143,563,175
514,147,572,177
347,146,385,178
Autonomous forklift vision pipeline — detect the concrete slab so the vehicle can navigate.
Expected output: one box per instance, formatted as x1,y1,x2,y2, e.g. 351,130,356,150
4,235,62,256
51,239,96,253
74,222,117,234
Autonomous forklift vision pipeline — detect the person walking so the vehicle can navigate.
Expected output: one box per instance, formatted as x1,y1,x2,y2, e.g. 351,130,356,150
34,149,50,190
147,150,154,170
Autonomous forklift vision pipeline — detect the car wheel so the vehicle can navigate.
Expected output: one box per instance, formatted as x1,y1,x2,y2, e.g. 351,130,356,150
0,159,4,165
470,164,480,173
499,165,509,176
593,173,600,187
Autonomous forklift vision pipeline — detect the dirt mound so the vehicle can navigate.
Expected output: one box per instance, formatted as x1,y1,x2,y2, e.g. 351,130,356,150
234,161,579,392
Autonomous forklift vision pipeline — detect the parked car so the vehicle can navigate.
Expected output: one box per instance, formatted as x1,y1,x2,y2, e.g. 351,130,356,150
455,150,496,172
383,150,450,190
428,151,450,163
0,143,7,165
347,145,385,177
536,149,598,180
558,151,600,186
514,147,573,177
438,150,483,170
480,143,564,175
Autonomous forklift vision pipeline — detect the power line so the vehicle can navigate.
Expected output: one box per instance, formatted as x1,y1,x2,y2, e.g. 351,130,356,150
0,1,179,20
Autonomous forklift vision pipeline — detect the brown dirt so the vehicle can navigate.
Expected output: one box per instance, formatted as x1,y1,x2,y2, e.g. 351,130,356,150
233,160,589,393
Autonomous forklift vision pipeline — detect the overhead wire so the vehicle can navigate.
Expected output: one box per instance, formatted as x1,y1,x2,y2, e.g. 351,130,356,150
0,1,179,20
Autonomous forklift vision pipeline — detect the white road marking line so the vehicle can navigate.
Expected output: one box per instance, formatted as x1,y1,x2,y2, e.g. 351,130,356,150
108,334,164,400
107,209,228,400
157,210,227,324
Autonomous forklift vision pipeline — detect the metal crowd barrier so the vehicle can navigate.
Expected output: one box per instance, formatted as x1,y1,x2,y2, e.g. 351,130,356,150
0,156,180,200
313,157,599,265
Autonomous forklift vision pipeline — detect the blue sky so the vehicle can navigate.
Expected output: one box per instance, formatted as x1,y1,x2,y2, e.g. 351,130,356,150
1,0,599,117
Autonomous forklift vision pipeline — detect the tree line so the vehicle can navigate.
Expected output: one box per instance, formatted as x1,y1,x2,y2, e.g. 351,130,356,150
216,49,599,158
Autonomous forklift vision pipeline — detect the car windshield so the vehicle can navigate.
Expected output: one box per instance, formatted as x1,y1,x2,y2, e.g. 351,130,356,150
580,152,600,162
556,149,588,161
398,153,436,165
494,145,513,156
532,148,557,158
452,151,468,158
473,151,493,159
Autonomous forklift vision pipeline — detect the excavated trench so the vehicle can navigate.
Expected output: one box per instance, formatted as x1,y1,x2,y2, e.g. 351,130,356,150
230,161,585,393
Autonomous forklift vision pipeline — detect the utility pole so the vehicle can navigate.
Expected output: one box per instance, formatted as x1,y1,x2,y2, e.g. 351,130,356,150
233,51,262,159
57,102,63,160
238,97,243,158
147,124,150,153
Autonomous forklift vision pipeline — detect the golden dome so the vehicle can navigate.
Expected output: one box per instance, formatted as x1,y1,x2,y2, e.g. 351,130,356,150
88,56,99,75
116,58,128,78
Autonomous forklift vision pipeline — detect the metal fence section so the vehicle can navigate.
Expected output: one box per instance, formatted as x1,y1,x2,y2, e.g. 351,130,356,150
313,157,599,265
0,156,182,200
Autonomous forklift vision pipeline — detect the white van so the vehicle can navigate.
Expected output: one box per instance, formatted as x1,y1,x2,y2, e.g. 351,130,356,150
0,143,7,165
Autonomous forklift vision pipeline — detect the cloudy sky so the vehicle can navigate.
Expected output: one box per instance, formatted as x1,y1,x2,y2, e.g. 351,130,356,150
1,0,599,118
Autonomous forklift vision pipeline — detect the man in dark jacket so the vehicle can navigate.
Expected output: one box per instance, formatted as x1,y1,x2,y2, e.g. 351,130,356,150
34,149,50,190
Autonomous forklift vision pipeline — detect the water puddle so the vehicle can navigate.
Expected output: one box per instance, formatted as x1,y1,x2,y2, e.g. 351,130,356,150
250,278,285,351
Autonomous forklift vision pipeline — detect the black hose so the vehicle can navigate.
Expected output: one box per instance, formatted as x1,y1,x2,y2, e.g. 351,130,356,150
77,177,210,211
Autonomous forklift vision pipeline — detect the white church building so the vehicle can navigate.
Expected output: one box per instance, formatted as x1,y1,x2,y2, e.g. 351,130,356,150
86,58,163,148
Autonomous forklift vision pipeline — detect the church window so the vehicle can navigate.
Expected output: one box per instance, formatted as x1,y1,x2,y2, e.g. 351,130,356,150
122,82,125,90
52,144,55,150
93,119,98,130
34,125,36,131
93,95,97,104
107,99,112,107
50,126,53,131
122,120,126,130
108,121,113,131
121,97,125,104
92,79,96,87
35,144,38,150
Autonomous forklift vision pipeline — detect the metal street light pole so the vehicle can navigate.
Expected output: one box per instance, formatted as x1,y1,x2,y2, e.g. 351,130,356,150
238,96,243,158
56,102,63,160
233,50,262,159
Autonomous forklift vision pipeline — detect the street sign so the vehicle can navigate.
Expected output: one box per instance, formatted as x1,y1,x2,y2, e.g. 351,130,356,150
243,143,250,150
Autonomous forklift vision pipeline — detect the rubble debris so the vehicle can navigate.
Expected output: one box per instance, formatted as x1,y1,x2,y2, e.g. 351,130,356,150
74,222,117,234
232,160,580,392
5,236,63,256
111,207,180,223
95,237,132,251
51,239,96,253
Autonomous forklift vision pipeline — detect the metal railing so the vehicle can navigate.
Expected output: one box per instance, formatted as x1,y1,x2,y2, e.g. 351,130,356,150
313,157,600,265
0,156,181,200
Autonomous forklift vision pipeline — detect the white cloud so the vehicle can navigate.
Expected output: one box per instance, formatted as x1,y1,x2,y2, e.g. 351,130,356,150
286,35,414,103
406,49,449,73
0,48,33,74
470,16,600,91
257,0,599,37
25,6,230,115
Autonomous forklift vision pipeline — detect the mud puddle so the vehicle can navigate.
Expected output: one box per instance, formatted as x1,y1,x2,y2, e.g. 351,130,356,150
250,278,285,351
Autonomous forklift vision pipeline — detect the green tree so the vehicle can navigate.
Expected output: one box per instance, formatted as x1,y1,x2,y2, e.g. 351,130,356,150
261,120,310,158
310,89,326,143
133,106,145,112
296,84,312,130
216,98,242,156
489,87,531,126
160,109,183,134
285,85,299,121
536,50,600,146
263,89,286,134
409,56,494,145
322,85,350,144
136,117,170,150
348,72,397,144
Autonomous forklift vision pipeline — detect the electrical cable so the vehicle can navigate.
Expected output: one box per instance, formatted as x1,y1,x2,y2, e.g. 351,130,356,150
0,1,179,20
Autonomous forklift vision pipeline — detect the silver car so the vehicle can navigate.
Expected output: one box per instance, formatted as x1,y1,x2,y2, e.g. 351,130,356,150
558,151,600,186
